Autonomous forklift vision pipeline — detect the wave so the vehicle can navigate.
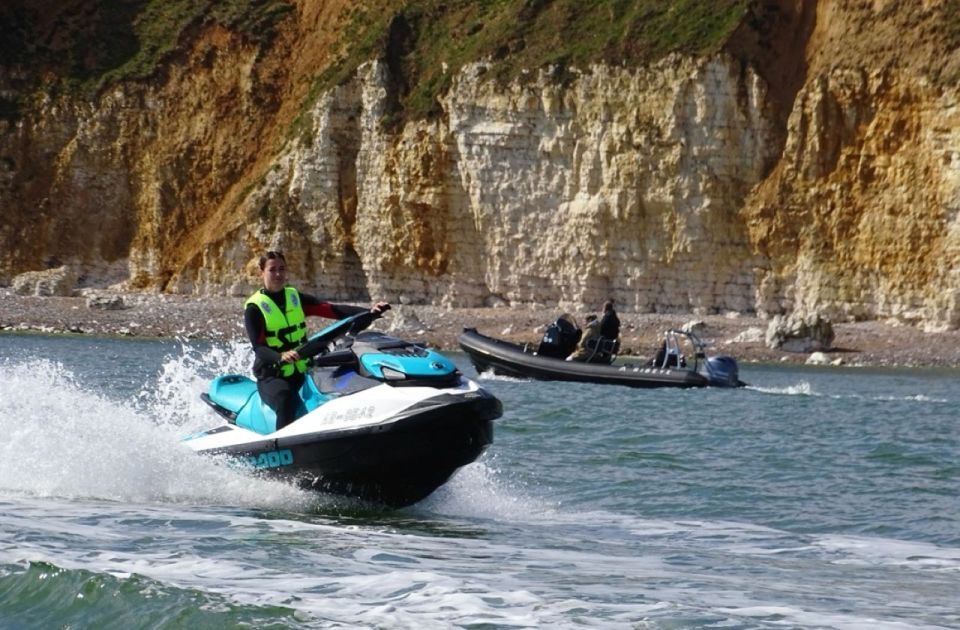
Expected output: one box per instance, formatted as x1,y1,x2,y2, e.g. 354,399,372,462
476,368,529,383
748,381,950,403
0,560,298,629
0,354,310,509
748,381,817,396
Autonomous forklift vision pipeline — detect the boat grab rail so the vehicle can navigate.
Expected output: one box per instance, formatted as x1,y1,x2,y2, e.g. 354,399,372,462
655,329,709,371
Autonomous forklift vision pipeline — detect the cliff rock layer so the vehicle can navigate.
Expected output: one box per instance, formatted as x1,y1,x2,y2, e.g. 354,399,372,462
1,0,958,329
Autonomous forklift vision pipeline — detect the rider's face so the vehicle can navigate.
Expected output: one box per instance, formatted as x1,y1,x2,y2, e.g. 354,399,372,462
261,258,287,292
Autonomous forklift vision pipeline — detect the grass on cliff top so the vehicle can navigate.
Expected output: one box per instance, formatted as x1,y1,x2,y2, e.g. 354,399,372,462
4,0,745,117
315,0,750,124
0,0,293,99
100,0,293,85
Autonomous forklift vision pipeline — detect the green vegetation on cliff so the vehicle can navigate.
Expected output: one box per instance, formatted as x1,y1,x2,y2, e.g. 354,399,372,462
0,0,293,100
6,0,960,125
1,0,748,121
322,0,750,123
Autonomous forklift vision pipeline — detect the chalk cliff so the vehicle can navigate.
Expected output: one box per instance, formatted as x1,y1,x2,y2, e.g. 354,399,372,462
1,0,958,330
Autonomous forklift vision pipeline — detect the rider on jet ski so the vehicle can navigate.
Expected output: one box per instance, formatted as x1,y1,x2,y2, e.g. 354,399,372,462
245,250,389,430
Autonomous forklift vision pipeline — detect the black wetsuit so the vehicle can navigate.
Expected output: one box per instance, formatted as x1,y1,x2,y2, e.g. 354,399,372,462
244,289,366,430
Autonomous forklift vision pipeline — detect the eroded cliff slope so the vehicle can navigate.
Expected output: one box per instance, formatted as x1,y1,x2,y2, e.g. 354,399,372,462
1,0,958,329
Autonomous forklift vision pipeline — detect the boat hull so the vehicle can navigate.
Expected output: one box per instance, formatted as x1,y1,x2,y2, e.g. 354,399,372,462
192,390,501,507
459,328,728,388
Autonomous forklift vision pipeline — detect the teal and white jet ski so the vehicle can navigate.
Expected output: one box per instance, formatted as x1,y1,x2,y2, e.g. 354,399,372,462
184,311,502,507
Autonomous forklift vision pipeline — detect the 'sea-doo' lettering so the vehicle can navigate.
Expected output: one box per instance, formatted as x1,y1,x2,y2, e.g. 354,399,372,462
243,448,293,469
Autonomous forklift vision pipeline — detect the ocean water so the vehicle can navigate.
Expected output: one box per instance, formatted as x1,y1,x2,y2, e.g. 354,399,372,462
0,332,958,629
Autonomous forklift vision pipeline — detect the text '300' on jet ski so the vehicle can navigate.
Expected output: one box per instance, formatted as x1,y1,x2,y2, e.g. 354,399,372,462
183,311,503,508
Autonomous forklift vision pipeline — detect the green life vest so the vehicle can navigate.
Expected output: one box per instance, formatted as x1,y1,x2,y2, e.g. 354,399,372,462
246,287,309,377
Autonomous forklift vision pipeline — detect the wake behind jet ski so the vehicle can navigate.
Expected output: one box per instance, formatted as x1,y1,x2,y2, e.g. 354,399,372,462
184,312,502,507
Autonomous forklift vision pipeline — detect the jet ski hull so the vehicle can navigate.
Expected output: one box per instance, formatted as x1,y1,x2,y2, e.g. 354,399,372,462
200,393,498,506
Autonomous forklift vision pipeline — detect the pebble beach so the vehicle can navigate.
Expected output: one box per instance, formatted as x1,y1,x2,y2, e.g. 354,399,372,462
3,290,960,368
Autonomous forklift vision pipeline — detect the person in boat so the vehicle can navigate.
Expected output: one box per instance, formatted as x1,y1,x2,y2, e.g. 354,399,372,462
567,314,600,362
536,312,582,358
650,339,686,368
599,299,620,342
570,300,622,363
245,250,389,430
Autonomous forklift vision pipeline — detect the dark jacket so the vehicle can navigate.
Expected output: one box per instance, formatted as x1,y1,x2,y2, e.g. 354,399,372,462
599,309,620,340
244,288,367,379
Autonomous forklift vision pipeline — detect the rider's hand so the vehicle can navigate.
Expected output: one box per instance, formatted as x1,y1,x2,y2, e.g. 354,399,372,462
280,350,300,363
370,301,391,315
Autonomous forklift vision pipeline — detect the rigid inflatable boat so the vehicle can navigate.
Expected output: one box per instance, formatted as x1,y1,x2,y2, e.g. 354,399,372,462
459,326,744,389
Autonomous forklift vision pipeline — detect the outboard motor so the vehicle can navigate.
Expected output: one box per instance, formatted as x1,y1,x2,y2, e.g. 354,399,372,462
704,355,742,387
537,315,582,359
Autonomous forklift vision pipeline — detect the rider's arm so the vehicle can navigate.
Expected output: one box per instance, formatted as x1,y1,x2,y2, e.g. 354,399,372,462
244,303,283,364
300,292,370,319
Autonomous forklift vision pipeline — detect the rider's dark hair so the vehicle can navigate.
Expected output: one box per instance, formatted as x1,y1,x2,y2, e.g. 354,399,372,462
259,250,285,270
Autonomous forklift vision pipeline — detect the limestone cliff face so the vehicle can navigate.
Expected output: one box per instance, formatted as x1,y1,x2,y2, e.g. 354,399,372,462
741,0,960,331
747,68,960,330
202,53,777,315
2,0,958,330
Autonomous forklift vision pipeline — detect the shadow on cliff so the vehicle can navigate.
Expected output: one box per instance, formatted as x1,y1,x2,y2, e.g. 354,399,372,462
725,0,816,158
0,0,142,84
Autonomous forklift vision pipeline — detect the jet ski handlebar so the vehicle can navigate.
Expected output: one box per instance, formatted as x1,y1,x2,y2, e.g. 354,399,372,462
308,348,357,367
295,307,390,360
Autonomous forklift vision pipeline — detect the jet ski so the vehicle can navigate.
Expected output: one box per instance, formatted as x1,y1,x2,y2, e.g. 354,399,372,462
184,311,502,507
